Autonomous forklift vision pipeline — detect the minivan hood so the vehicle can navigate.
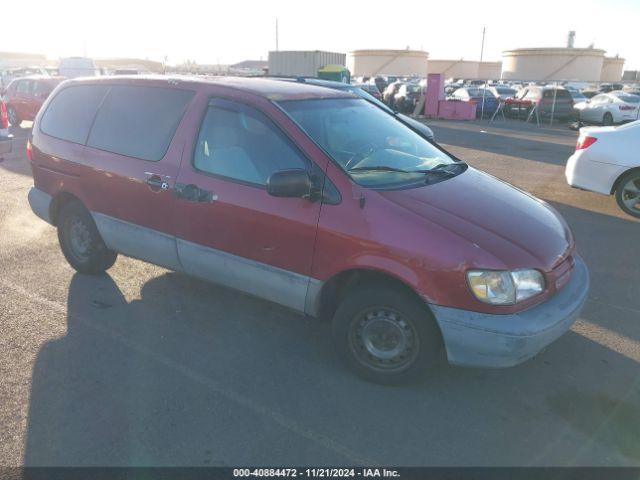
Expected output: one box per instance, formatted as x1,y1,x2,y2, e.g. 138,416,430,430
378,167,571,270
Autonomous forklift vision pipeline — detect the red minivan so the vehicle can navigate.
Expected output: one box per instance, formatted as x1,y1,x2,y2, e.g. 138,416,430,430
4,75,65,126
27,76,589,383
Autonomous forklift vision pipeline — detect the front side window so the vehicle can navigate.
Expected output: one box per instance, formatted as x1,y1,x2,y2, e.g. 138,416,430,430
194,99,307,186
87,85,194,161
279,98,460,189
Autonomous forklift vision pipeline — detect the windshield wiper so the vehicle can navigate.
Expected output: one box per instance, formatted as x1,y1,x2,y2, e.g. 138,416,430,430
348,163,467,177
348,166,414,174
422,162,467,176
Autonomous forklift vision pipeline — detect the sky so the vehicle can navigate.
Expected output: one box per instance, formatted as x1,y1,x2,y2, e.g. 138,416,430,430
3,0,639,70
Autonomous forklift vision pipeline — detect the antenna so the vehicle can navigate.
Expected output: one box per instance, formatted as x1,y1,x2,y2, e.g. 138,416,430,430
275,18,279,52
480,27,486,62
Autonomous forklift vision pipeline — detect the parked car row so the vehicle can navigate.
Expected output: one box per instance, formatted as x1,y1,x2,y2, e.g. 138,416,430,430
381,81,425,113
447,87,500,118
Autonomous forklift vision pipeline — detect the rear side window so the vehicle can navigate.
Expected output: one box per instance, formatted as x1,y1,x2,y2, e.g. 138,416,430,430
33,81,56,96
87,86,194,161
40,85,110,144
17,80,33,94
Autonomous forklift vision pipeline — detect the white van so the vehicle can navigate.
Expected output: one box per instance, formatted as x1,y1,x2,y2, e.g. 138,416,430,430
58,57,99,79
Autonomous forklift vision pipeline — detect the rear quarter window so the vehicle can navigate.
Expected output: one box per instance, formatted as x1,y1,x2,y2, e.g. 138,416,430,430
86,85,194,161
40,85,110,144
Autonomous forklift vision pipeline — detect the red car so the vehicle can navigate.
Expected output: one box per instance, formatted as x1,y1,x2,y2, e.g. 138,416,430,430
27,76,589,383
4,76,65,126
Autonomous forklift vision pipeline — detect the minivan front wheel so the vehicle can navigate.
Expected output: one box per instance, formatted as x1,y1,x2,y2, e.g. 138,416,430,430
332,283,442,384
603,112,614,126
57,201,117,274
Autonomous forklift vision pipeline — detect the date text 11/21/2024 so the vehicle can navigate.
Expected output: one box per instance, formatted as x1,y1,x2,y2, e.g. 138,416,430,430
232,468,400,478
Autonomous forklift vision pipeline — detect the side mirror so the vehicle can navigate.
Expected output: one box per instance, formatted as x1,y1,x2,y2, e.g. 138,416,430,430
266,169,312,199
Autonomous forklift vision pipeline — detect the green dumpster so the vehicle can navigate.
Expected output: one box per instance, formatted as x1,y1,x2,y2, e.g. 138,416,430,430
317,65,350,83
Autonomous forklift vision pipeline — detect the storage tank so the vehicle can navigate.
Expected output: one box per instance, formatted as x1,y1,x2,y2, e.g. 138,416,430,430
427,59,478,79
501,48,605,81
268,51,346,77
477,61,502,80
600,56,625,82
348,49,428,77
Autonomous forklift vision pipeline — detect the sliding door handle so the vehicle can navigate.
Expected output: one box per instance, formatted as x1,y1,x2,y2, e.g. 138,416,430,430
145,172,170,191
174,183,217,203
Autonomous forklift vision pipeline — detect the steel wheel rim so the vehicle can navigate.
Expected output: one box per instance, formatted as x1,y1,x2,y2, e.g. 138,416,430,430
622,176,640,213
349,307,419,372
68,216,92,262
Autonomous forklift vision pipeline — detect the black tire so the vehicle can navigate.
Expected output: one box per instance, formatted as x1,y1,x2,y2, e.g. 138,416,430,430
57,201,117,274
615,170,640,219
7,106,20,127
603,112,614,126
331,282,442,385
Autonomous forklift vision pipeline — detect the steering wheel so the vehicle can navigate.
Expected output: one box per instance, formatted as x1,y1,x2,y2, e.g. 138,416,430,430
343,140,379,170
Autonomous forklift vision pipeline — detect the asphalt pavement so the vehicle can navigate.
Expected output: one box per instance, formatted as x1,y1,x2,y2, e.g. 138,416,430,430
0,119,638,466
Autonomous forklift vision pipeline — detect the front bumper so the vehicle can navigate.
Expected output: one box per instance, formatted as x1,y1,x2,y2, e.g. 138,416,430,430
431,255,589,368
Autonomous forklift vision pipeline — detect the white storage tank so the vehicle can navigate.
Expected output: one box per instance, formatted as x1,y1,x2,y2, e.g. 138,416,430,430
348,50,428,77
427,59,478,79
501,48,605,81
477,61,502,80
268,51,346,77
600,56,625,82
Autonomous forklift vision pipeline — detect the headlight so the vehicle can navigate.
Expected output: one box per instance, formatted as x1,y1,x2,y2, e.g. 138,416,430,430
467,269,545,305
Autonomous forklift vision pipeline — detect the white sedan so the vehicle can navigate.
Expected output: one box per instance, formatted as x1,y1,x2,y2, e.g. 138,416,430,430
573,93,640,125
566,121,640,218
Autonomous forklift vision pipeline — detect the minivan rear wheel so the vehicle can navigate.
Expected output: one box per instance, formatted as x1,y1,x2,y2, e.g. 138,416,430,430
331,283,442,384
57,201,117,274
615,170,640,219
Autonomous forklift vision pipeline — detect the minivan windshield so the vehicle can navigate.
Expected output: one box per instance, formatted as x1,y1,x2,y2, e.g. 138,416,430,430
279,98,460,188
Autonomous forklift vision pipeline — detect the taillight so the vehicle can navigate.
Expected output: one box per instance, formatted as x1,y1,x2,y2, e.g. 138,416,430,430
619,105,636,111
26,139,33,161
0,101,8,130
576,136,597,150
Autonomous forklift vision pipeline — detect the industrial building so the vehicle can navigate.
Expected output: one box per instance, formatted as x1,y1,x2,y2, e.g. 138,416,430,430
348,49,429,77
95,58,164,73
268,51,346,77
0,51,50,69
427,59,502,80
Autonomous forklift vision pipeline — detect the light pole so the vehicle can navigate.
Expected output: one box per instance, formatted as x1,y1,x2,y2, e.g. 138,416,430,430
480,27,487,119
